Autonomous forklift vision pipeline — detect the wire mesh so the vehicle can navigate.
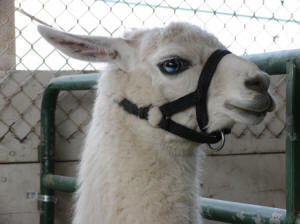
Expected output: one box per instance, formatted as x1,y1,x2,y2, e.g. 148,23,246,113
0,0,296,161
13,0,300,70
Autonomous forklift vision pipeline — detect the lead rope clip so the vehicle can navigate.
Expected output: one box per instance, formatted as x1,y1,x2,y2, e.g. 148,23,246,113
207,131,225,151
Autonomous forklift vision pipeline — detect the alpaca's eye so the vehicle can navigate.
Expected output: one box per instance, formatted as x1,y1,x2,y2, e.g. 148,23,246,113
158,57,191,75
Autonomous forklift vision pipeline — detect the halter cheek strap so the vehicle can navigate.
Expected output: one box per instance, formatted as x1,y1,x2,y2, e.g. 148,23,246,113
195,49,232,130
118,49,231,147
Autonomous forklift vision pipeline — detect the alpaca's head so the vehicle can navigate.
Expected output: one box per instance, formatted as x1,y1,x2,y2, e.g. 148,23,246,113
38,22,275,136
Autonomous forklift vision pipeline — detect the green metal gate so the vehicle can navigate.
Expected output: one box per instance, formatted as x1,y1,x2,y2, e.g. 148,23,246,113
38,49,300,224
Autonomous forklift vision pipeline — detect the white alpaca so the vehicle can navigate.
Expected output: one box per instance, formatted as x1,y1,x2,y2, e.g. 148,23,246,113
38,22,275,224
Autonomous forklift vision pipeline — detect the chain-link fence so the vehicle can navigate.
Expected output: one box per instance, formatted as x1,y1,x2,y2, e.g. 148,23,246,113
0,0,297,162
13,0,300,70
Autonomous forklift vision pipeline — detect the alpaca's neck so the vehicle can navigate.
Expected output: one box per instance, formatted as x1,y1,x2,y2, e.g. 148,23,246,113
74,72,201,224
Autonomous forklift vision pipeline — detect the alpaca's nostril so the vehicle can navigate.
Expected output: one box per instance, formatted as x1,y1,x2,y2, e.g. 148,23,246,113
244,74,270,92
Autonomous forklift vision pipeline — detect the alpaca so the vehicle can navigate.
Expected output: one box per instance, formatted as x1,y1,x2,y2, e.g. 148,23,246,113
38,22,275,224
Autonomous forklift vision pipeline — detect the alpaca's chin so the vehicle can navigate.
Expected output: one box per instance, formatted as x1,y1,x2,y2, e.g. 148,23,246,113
226,107,266,125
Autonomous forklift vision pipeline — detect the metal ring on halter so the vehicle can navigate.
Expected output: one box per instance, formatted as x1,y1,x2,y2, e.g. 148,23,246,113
208,131,225,151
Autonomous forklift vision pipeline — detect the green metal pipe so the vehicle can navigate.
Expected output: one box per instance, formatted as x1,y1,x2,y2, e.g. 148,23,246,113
48,73,99,90
40,172,292,224
43,174,77,193
285,60,300,224
39,73,98,224
41,171,295,224
39,85,59,224
244,49,300,75
200,197,287,224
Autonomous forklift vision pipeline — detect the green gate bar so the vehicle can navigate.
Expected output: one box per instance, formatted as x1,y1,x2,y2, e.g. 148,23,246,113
286,60,300,224
39,49,300,224
42,173,293,224
39,73,98,224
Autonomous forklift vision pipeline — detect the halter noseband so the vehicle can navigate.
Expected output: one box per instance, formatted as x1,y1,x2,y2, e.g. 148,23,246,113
118,49,231,150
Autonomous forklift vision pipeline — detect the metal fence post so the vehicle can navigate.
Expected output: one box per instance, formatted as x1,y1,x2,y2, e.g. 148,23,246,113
39,85,59,224
286,60,300,224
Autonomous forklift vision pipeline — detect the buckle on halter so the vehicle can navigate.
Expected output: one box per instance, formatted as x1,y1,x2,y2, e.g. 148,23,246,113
207,131,225,151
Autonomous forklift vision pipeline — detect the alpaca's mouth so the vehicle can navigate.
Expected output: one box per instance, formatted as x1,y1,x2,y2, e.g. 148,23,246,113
225,94,275,114
224,103,267,125
225,104,266,117
224,95,275,123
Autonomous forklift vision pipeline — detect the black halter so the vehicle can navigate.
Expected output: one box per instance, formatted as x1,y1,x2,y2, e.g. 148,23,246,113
118,49,231,146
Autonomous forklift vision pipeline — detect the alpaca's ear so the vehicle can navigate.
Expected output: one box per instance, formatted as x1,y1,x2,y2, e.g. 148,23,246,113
38,25,134,69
